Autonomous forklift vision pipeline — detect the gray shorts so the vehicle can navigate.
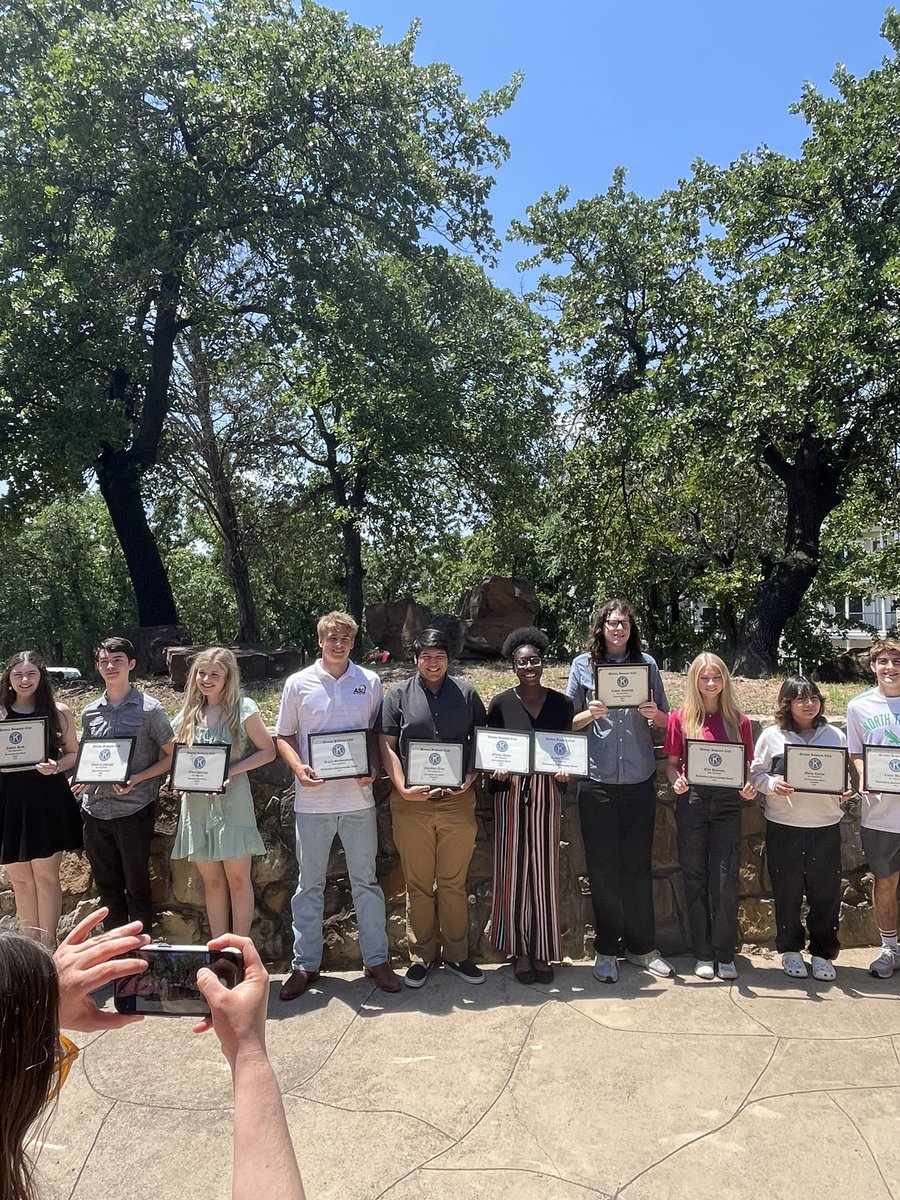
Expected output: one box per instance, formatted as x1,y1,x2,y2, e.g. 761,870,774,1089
861,826,900,879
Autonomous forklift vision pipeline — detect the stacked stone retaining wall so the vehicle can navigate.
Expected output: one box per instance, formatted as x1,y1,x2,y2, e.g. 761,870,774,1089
0,720,878,963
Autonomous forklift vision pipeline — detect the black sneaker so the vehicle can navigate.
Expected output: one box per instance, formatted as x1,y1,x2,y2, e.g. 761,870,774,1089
443,958,485,984
404,961,433,989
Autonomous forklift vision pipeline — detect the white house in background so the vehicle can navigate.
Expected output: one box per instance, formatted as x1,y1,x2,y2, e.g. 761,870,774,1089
825,527,900,650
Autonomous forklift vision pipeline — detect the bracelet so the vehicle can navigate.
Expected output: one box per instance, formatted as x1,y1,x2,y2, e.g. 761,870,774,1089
52,761,60,774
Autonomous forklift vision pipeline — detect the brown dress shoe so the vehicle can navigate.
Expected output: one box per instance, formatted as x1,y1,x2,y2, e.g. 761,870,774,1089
364,962,403,993
279,968,321,1001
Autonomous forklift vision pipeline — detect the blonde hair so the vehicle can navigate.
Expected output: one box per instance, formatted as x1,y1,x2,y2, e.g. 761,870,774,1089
682,652,744,742
176,648,244,749
317,610,358,640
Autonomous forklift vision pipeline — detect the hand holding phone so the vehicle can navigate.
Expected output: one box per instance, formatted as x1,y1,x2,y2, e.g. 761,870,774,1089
193,933,270,1065
55,907,152,1031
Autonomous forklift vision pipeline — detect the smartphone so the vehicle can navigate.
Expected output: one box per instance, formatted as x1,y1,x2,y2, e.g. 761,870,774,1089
113,944,244,1016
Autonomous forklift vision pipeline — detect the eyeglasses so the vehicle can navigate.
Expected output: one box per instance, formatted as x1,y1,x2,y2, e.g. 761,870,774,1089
604,619,630,629
515,657,543,668
48,1034,79,1099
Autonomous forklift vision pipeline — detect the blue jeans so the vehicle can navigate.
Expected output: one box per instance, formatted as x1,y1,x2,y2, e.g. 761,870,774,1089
290,808,389,972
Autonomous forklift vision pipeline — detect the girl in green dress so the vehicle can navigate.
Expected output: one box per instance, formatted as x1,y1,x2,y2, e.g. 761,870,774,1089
171,649,275,937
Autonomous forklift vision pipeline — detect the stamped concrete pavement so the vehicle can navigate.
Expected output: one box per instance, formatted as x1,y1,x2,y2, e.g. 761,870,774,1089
34,949,900,1200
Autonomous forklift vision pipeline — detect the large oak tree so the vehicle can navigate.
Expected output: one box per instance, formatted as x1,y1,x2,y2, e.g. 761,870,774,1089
0,0,518,625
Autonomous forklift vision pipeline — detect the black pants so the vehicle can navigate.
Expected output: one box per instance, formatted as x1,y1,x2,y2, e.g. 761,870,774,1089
675,787,741,963
577,776,658,956
83,803,156,934
765,819,841,959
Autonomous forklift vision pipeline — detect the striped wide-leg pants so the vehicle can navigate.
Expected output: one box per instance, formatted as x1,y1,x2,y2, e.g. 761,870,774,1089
489,773,562,961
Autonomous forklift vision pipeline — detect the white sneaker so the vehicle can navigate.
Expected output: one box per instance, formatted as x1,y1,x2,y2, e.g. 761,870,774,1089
694,960,715,980
624,949,673,978
717,961,738,981
869,947,899,978
782,952,808,979
593,953,618,983
810,956,836,981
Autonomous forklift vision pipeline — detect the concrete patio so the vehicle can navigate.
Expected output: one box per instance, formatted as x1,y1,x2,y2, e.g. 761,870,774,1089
37,947,900,1199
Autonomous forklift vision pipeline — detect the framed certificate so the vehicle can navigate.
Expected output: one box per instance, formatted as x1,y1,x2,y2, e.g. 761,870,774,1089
862,745,900,794
72,737,136,785
171,743,231,794
685,740,746,789
532,730,589,777
0,717,48,770
784,744,848,795
593,664,650,708
474,727,532,775
308,729,370,780
405,740,464,788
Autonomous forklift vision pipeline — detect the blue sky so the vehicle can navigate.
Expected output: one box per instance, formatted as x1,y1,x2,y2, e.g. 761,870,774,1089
324,1,891,290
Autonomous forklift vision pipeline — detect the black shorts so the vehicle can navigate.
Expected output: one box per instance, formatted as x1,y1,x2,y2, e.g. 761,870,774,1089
861,826,900,879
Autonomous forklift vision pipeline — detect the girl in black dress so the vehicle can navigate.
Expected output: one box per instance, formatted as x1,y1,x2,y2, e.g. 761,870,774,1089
486,627,574,984
0,651,82,946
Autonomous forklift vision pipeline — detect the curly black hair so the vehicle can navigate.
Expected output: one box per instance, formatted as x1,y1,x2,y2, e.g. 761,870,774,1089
502,626,549,660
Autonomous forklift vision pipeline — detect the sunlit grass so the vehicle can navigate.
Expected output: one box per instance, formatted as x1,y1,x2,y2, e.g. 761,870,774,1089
56,662,872,722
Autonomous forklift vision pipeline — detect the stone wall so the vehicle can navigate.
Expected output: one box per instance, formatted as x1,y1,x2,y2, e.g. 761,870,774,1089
0,721,878,962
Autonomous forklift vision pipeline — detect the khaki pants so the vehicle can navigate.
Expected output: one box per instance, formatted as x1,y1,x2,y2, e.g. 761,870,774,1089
389,787,477,964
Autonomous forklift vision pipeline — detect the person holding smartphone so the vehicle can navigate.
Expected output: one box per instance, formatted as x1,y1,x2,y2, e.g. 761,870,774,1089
0,907,305,1200
378,628,487,988
566,600,671,984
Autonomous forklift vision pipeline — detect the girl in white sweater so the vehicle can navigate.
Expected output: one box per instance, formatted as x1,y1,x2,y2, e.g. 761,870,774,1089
750,677,849,982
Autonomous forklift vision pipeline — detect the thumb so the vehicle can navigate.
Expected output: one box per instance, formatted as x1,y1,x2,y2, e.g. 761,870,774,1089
195,967,222,999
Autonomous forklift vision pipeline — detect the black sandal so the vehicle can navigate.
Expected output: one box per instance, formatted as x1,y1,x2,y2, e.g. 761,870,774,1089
513,955,536,984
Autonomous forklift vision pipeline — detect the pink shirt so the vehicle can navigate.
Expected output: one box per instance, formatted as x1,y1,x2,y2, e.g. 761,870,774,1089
664,708,754,774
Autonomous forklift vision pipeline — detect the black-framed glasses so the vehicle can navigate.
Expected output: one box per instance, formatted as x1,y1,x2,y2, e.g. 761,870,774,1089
514,656,543,668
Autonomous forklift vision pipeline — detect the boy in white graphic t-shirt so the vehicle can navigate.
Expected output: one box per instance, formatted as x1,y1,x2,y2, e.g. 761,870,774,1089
846,638,900,978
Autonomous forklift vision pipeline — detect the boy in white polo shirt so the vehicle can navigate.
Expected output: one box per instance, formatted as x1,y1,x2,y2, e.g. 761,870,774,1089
846,637,900,978
275,611,401,999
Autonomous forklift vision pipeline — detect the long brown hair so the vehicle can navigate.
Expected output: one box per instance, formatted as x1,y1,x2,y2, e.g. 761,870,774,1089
0,652,63,753
0,933,60,1200
586,599,644,665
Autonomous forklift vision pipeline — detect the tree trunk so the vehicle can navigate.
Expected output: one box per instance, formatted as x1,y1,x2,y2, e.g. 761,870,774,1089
96,448,179,627
196,391,262,644
733,436,847,677
216,484,261,643
340,518,365,625
95,272,182,630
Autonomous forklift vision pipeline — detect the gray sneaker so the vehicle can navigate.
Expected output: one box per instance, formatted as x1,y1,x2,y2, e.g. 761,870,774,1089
593,953,618,983
869,947,899,979
624,949,673,978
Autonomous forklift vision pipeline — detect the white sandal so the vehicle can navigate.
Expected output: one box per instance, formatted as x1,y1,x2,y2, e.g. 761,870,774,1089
810,955,836,981
782,952,808,978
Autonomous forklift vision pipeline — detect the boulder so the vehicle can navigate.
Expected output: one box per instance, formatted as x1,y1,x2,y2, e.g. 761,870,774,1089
364,601,432,660
459,576,540,658
269,648,303,678
166,644,293,689
813,649,872,684
122,625,193,675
